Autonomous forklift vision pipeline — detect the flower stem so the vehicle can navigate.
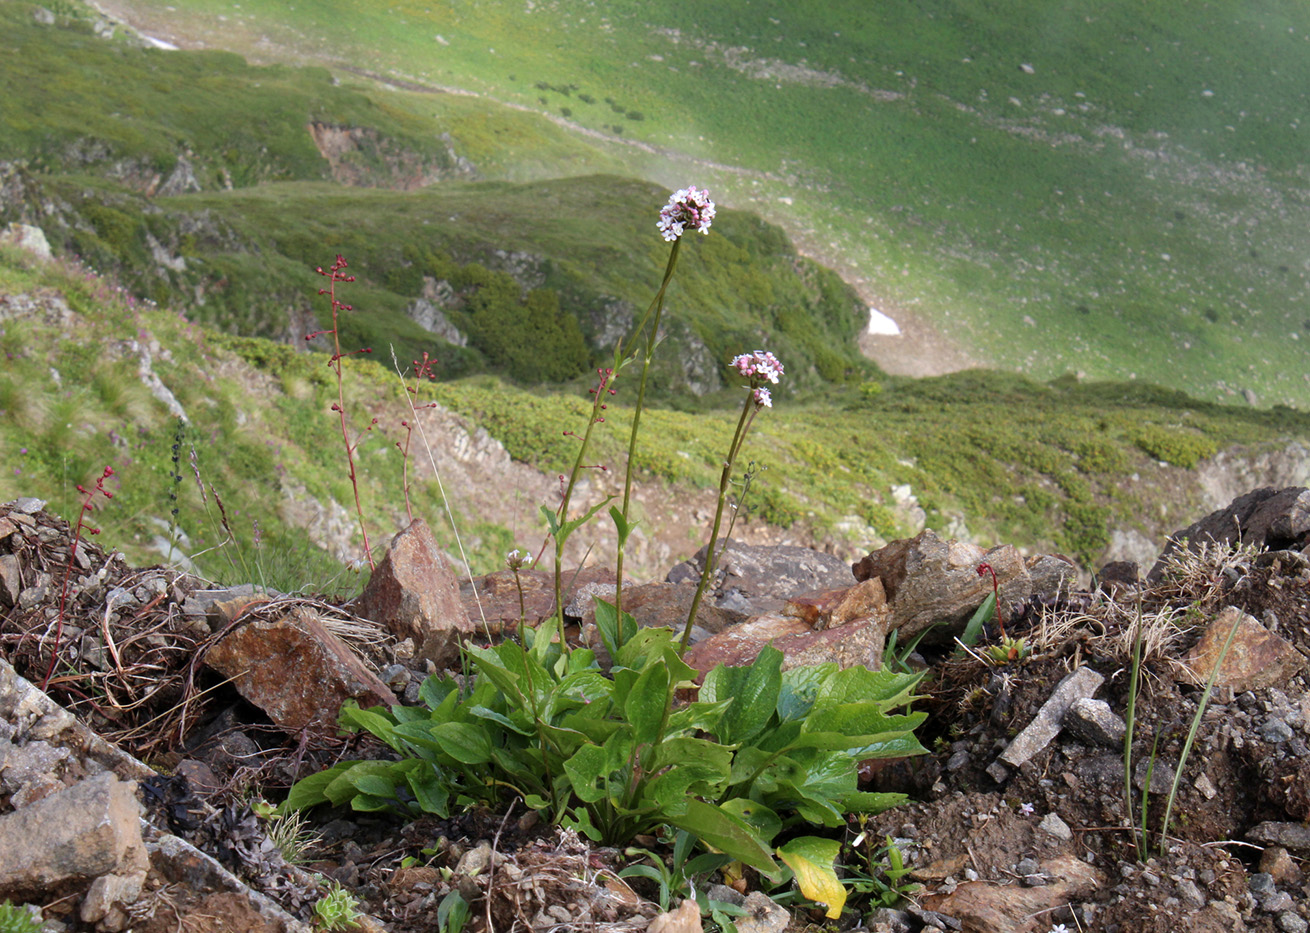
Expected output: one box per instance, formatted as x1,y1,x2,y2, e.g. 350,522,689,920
615,238,682,610
681,395,758,652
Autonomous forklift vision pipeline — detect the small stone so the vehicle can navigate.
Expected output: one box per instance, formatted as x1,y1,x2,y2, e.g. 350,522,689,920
994,667,1105,774
382,663,410,691
1015,857,1040,876
1259,847,1302,886
1176,878,1206,908
1259,717,1295,744
1038,813,1073,841
1194,773,1218,800
1140,870,1160,886
1181,607,1305,691
1065,697,1127,747
1278,911,1309,933
1249,822,1310,853
946,750,971,771
11,497,46,514
1260,892,1294,913
1133,757,1176,795
1250,873,1278,896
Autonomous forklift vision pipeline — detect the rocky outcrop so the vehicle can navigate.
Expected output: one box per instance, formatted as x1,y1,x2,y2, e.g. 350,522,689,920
1150,486,1310,580
307,124,477,190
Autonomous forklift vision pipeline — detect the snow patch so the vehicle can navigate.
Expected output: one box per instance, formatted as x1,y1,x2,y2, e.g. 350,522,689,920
867,307,901,336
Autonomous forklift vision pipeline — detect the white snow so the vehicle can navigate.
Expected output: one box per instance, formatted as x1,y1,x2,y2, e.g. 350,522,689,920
867,307,901,336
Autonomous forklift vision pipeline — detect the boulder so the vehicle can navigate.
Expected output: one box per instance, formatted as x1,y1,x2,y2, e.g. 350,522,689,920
205,608,394,731
1149,486,1310,581
666,541,853,615
682,613,886,678
354,518,474,666
853,530,1075,643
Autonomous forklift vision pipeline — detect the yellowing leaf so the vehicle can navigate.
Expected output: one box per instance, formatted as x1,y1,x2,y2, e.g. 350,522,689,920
776,836,846,919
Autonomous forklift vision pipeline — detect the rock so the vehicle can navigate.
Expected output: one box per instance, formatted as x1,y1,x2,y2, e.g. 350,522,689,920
1150,486,1310,580
1180,607,1305,691
1248,821,1310,853
1133,757,1176,795
354,519,475,666
920,854,1103,933
0,223,52,261
1096,560,1140,596
461,566,616,632
1259,846,1303,886
1260,717,1295,744
80,869,147,925
988,667,1104,782
783,577,888,631
703,886,789,933
648,899,702,933
667,541,853,615
204,607,394,732
583,582,745,636
853,531,1075,643
1038,812,1073,841
1064,697,1127,748
682,614,886,678
0,772,147,900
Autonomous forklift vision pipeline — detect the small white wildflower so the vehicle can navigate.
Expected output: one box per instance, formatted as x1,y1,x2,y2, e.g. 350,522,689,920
1019,801,1035,816
1049,924,1070,933
658,186,716,241
752,386,772,408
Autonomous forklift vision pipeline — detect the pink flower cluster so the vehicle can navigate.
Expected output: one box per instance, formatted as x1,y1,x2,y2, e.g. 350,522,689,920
657,186,716,241
731,350,784,383
731,350,784,408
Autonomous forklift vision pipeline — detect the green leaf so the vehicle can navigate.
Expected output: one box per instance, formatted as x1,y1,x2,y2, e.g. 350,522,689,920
406,764,451,817
839,791,909,816
777,664,837,722
625,657,670,746
960,592,995,648
719,798,782,846
338,706,401,750
777,836,846,919
563,744,610,803
815,667,923,709
609,505,638,549
280,761,358,813
703,645,783,745
324,761,409,807
350,774,399,799
667,799,781,879
800,705,927,744
419,673,458,711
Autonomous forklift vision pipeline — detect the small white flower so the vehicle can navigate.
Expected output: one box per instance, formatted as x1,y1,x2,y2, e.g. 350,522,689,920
1019,801,1035,816
1049,924,1070,933
752,387,772,408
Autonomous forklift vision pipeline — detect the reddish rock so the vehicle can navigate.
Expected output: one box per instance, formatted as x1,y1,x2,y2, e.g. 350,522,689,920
1182,606,1306,691
919,854,1103,933
682,613,887,678
784,577,887,631
205,608,394,732
354,518,473,666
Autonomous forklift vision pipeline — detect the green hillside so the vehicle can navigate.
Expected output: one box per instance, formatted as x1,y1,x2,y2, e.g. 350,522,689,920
52,0,1310,407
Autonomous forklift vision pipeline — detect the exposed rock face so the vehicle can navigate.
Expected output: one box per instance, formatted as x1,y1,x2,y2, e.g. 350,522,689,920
354,518,476,666
1181,606,1306,691
306,123,477,189
1150,485,1310,580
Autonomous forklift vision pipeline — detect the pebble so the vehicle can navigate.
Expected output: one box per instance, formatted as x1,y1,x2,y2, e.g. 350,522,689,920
1278,912,1309,933
1259,717,1295,744
1250,873,1277,896
1038,812,1072,841
1016,857,1040,876
1176,878,1205,908
946,750,970,771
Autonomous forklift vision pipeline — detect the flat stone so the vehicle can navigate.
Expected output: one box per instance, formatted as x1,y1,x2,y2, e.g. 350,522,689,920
784,577,887,631
1038,812,1073,841
80,870,147,924
920,854,1103,933
462,565,617,633
0,772,147,900
204,607,394,732
1064,696,1127,748
353,518,475,666
1181,607,1305,692
681,612,811,675
1259,846,1303,886
990,667,1104,782
1249,822,1310,853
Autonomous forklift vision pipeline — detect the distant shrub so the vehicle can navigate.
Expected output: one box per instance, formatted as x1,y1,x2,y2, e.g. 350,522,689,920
626,110,645,121
1130,425,1218,469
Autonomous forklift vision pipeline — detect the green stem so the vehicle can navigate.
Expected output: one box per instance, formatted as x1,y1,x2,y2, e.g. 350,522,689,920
615,239,682,611
681,393,759,652
1124,597,1144,856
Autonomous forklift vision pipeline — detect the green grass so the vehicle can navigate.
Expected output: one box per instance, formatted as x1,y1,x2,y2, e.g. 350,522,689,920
52,0,1310,409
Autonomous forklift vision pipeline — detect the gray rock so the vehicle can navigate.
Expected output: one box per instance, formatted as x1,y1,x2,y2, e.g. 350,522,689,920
866,907,914,933
1278,911,1309,933
0,773,147,900
1248,822,1310,853
1039,812,1073,841
1177,878,1206,908
1259,717,1295,744
989,667,1104,782
1065,696,1127,747
1249,873,1276,896
1134,757,1177,795
668,540,853,615
1150,486,1310,580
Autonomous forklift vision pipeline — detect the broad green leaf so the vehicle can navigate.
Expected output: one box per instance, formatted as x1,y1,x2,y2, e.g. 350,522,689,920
666,799,782,879
406,764,450,817
280,761,357,813
351,793,397,813
349,774,399,799
719,798,782,845
465,644,524,704
338,706,401,750
418,673,458,711
647,737,733,778
609,505,637,548
703,645,783,745
324,761,408,806
777,836,846,919
615,627,677,670
815,666,923,709
666,697,732,736
563,744,610,803
625,657,669,746
802,704,926,741
467,705,534,737
777,664,838,722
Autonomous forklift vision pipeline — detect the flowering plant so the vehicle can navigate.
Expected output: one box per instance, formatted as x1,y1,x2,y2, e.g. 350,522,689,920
657,186,716,241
